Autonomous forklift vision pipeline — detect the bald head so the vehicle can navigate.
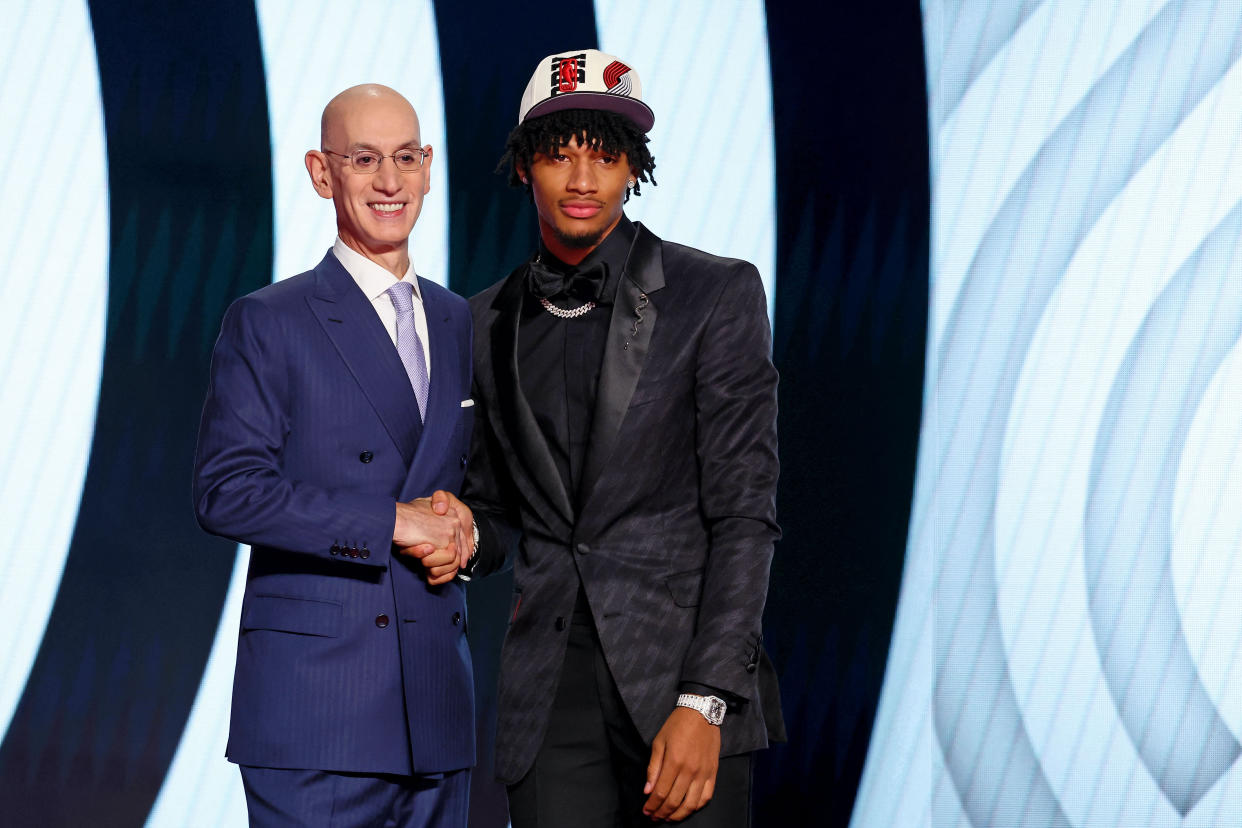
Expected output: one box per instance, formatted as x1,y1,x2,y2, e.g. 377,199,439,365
306,83,433,277
321,83,420,150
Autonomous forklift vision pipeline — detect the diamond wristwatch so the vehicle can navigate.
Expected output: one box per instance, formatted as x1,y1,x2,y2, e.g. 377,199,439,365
675,693,726,726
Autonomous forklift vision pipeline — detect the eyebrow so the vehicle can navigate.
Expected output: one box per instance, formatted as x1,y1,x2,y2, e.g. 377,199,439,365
543,144,620,156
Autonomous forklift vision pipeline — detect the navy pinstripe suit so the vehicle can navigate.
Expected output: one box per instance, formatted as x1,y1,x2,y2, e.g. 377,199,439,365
193,250,475,777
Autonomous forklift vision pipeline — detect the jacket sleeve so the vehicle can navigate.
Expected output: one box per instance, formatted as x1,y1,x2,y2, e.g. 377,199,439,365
678,262,781,698
192,295,397,566
460,376,523,577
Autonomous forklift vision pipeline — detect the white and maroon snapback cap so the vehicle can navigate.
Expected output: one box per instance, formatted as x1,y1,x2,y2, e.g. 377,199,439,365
517,49,655,132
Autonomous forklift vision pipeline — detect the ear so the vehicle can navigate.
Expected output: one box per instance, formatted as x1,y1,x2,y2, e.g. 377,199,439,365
305,150,333,199
516,161,529,184
420,144,433,195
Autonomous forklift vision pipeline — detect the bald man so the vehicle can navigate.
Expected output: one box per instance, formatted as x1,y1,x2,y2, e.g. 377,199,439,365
194,85,477,826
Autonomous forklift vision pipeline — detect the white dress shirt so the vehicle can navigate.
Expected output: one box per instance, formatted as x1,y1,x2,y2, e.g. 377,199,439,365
331,238,431,378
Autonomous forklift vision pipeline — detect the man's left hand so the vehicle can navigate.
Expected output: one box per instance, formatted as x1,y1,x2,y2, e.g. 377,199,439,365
400,543,460,585
431,489,475,570
643,706,720,822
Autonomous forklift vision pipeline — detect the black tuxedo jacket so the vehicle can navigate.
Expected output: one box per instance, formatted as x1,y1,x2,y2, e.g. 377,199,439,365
463,222,785,784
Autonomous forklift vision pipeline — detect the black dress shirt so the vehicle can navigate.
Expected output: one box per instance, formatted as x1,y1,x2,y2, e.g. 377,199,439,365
517,216,636,506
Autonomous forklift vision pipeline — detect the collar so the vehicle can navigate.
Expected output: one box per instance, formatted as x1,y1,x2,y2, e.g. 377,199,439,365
332,237,421,302
535,214,637,305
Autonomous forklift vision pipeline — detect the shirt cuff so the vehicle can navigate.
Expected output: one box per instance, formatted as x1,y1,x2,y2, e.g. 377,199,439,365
679,682,745,711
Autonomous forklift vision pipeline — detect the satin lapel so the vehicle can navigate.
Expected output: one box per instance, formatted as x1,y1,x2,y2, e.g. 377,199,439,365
488,269,575,525
307,253,423,467
579,224,665,502
401,279,456,496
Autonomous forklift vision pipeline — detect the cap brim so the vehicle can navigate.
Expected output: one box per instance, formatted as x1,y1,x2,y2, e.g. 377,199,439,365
524,92,655,132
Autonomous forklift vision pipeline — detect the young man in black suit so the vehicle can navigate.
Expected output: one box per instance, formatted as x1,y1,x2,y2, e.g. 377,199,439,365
443,49,784,826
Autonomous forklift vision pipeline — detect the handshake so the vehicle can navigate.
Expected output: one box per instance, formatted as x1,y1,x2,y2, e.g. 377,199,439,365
393,490,474,586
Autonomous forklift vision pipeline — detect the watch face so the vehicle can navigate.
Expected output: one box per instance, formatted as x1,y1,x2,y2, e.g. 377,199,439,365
707,697,726,725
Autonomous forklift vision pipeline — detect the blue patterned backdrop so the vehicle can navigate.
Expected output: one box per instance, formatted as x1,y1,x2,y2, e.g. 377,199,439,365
855,2,1242,827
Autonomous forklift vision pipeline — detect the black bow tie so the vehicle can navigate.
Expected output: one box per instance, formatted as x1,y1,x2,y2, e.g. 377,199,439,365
528,258,608,302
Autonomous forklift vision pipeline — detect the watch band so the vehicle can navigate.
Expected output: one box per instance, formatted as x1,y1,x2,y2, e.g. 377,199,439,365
676,693,726,726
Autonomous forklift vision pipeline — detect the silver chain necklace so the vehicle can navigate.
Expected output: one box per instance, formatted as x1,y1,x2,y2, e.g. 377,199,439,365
539,297,596,319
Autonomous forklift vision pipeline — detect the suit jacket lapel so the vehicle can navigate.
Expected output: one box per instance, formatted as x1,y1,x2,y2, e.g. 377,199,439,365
401,278,457,496
306,252,423,467
488,268,575,525
579,224,665,502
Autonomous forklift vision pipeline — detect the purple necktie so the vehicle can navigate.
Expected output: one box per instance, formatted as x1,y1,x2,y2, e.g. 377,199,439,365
386,281,429,419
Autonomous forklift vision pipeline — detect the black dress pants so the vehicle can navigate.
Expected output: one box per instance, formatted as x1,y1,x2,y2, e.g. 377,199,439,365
507,615,752,828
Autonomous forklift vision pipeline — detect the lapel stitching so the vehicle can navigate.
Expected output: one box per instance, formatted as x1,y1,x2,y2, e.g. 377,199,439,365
578,224,665,508
489,269,576,526
308,253,424,466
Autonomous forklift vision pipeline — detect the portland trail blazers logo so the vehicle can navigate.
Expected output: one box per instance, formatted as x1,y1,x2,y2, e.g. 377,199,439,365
549,54,586,97
603,60,634,96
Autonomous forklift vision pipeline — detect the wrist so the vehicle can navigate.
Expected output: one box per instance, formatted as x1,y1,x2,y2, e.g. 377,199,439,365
392,499,415,542
457,518,481,581
675,693,726,726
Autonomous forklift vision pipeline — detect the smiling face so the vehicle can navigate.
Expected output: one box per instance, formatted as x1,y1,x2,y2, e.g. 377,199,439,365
305,85,432,276
521,134,633,264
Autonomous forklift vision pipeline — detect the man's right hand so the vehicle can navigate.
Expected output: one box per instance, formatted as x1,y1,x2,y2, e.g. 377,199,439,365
394,498,457,548
394,499,460,585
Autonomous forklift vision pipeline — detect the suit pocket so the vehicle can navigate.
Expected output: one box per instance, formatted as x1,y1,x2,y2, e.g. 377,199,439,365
242,593,342,637
665,569,704,608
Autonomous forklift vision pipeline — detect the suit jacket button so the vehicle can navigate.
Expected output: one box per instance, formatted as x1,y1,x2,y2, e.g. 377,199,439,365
575,543,589,555
460,453,468,468
351,546,361,558
359,450,374,463
555,616,567,631
452,611,462,626
330,543,340,555
375,614,390,628
746,662,757,673
360,546,370,560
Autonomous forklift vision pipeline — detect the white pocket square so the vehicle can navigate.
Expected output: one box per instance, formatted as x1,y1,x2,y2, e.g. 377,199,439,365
461,399,475,408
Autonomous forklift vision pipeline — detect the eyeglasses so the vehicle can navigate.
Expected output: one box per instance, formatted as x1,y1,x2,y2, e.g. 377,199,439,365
323,147,428,173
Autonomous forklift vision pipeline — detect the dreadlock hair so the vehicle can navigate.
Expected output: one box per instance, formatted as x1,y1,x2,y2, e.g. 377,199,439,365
497,108,657,203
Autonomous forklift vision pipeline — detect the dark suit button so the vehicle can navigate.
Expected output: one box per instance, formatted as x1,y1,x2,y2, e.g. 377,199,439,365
330,543,340,555
350,546,360,558
452,611,462,626
375,614,390,628
360,546,370,560
359,450,374,463
746,662,757,673
555,616,567,631
575,543,589,555
460,453,468,468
